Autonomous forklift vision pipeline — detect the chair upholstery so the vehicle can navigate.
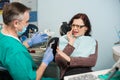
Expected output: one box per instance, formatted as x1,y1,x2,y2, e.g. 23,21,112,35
0,66,13,80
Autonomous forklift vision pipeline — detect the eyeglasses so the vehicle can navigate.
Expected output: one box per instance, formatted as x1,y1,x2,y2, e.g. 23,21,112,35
71,24,85,28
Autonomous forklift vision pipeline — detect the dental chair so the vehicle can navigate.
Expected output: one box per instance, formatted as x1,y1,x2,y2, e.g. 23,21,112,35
42,37,60,79
21,24,38,38
59,22,71,36
19,24,39,42
0,66,13,80
46,37,59,62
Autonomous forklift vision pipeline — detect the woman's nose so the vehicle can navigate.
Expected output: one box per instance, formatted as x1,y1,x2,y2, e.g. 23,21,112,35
73,26,78,29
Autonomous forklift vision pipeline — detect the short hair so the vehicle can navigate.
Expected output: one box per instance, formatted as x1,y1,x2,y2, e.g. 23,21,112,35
2,2,31,25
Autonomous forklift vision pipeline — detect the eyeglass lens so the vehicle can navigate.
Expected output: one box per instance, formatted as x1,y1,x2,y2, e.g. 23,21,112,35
71,24,85,28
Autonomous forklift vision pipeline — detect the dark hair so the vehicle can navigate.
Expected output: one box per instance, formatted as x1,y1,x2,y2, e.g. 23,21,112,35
68,13,92,36
2,2,31,25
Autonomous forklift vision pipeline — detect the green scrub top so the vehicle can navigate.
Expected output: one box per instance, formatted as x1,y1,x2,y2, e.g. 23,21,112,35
0,31,59,80
0,31,36,80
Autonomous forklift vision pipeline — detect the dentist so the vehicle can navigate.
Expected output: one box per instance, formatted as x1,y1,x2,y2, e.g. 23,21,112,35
0,2,53,80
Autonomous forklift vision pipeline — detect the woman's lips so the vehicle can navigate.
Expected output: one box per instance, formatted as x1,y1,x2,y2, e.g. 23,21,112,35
72,31,78,35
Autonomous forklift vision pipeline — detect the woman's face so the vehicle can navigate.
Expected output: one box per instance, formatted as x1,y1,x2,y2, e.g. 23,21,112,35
71,18,87,37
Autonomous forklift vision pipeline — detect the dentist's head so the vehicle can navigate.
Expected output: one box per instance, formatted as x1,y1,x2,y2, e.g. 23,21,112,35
2,2,31,36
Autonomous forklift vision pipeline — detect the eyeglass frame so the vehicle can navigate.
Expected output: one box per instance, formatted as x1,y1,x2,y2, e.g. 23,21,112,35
71,24,85,28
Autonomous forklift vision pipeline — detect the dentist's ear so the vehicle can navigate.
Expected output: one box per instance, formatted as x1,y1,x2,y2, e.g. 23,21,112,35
13,19,19,28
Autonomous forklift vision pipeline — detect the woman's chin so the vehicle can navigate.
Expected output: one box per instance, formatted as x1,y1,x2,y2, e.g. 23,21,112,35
73,34,83,38
73,34,79,38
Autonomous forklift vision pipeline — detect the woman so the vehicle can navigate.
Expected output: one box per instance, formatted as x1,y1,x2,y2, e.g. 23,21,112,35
55,13,98,80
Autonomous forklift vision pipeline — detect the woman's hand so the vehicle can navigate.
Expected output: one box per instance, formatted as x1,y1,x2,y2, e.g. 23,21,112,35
67,30,76,46
56,47,70,62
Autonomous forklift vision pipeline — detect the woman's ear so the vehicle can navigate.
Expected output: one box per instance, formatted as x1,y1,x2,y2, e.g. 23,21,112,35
85,26,88,31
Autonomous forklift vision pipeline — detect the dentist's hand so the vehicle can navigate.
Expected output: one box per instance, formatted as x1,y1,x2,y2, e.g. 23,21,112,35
27,32,48,47
42,47,54,66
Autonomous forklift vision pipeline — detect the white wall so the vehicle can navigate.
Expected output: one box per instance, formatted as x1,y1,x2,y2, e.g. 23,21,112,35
37,0,120,70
